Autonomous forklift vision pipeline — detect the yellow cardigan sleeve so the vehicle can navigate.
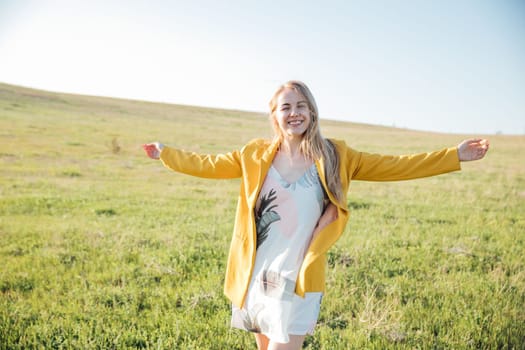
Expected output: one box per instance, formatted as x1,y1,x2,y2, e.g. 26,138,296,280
350,146,461,181
159,146,242,179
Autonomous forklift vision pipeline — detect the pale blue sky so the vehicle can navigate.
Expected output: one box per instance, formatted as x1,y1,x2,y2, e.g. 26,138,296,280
1,0,524,134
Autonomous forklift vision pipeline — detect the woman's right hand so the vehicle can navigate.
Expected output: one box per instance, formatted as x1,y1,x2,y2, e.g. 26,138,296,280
142,142,164,159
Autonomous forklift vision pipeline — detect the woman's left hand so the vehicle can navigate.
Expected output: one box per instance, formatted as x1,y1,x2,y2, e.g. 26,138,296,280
457,139,490,161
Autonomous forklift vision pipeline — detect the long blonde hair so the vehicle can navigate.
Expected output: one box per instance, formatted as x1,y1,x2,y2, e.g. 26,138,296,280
269,80,343,204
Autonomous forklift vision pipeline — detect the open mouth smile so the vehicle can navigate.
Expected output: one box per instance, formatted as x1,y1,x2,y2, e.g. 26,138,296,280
287,119,304,126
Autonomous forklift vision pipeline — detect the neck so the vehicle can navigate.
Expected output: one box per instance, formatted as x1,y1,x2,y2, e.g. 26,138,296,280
279,137,303,159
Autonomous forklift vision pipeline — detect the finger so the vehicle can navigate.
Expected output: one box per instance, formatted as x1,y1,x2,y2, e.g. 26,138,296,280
471,139,485,147
477,141,489,151
477,147,488,159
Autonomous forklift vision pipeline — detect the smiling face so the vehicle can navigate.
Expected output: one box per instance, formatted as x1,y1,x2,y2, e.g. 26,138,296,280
272,88,312,141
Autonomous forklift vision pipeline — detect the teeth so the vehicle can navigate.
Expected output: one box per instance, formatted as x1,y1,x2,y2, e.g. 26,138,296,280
288,120,302,125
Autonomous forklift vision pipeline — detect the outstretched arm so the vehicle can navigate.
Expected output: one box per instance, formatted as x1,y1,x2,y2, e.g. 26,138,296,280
457,139,489,162
142,141,242,179
349,137,489,182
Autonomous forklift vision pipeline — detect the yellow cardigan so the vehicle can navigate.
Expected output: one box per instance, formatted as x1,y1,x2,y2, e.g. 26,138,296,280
160,138,461,308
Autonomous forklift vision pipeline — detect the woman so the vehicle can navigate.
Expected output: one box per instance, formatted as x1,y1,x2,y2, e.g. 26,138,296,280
143,80,489,350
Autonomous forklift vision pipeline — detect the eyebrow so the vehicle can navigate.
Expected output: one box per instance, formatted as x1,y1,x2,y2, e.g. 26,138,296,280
280,100,308,106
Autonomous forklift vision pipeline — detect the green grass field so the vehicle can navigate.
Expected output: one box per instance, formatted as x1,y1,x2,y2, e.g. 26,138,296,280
1,82,524,349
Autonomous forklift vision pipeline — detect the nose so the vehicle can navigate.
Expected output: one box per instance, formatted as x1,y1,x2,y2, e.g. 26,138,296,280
290,107,300,116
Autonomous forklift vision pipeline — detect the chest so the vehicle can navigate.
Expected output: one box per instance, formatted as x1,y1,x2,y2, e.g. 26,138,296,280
271,152,314,184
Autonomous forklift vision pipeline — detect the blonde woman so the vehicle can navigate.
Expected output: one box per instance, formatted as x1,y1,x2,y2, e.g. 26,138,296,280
143,81,489,350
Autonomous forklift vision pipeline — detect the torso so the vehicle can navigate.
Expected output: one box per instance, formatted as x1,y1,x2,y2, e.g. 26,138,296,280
231,157,325,342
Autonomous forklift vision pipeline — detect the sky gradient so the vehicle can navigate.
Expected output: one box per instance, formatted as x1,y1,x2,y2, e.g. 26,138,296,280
1,0,524,134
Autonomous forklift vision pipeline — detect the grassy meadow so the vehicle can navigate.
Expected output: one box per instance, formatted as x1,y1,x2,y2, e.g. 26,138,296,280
0,82,524,349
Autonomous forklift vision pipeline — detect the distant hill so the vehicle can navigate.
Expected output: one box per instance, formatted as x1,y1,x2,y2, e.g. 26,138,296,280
0,81,519,157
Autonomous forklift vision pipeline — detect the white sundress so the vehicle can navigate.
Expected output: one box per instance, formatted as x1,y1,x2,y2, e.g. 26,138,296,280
231,163,325,344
